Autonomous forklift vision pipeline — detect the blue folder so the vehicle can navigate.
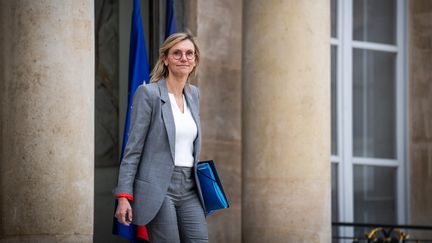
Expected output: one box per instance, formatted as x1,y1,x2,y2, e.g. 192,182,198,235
197,160,229,215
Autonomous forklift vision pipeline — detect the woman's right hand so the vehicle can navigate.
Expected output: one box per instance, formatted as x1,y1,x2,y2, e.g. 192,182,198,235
115,197,133,226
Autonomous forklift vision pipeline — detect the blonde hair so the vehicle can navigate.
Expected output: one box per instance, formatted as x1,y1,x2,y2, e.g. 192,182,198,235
150,32,200,83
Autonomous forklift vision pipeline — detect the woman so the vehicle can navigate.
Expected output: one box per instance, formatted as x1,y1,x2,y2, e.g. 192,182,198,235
113,32,208,243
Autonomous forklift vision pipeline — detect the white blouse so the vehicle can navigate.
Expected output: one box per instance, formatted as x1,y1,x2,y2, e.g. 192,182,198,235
168,93,198,167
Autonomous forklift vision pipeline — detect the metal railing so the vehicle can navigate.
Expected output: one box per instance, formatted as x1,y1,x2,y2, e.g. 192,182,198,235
332,222,432,243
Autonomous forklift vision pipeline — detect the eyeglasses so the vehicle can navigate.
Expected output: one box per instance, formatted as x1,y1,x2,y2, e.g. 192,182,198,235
170,50,195,60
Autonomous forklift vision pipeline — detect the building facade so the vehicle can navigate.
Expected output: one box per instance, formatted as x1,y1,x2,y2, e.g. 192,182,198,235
0,0,431,242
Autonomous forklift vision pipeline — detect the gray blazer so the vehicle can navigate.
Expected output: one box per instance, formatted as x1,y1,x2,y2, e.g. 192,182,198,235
113,79,205,225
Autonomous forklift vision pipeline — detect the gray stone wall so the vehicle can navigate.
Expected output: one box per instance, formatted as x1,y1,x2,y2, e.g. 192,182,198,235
409,0,432,240
194,1,243,242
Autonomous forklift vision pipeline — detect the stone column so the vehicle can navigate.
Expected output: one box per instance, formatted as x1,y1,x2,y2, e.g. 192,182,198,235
409,0,432,239
0,1,94,242
242,1,331,242
186,0,243,242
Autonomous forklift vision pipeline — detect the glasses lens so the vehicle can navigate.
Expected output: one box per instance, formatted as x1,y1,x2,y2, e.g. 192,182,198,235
186,51,195,60
172,50,182,60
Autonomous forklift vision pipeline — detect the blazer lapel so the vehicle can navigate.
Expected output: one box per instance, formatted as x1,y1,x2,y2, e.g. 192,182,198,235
184,84,201,164
158,80,176,163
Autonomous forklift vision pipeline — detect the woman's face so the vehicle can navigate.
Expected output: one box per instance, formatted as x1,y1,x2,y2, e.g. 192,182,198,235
164,39,196,78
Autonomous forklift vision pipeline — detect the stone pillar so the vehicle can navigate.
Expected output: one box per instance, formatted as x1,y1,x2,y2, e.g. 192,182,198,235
409,0,432,239
187,1,242,242
0,1,94,242
242,1,331,242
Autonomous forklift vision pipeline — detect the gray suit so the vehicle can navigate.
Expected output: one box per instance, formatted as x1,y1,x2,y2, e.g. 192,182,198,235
113,79,205,226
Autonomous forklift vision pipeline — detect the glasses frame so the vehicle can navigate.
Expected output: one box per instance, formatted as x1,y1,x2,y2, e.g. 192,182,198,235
170,50,196,61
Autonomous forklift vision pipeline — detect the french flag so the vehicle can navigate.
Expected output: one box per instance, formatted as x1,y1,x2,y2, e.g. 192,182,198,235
165,0,177,38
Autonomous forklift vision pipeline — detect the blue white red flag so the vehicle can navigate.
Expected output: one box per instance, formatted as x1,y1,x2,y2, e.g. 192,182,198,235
165,0,177,38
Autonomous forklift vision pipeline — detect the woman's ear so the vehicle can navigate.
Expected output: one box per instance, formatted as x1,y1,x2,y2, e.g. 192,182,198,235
163,56,168,66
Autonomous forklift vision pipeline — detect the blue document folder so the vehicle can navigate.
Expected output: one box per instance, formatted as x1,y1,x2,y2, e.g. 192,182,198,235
197,160,229,215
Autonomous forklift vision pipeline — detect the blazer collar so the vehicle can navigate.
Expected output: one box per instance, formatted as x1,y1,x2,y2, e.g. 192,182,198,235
158,79,175,161
158,79,170,103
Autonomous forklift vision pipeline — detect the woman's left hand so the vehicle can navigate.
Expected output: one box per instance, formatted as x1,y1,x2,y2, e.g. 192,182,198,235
115,197,133,226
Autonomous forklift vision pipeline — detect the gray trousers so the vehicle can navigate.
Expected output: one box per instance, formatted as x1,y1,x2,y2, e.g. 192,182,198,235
147,166,208,243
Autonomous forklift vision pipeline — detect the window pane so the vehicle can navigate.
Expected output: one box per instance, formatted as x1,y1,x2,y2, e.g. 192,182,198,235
353,49,396,159
331,0,337,38
353,0,396,44
331,46,338,155
331,163,339,240
354,165,397,235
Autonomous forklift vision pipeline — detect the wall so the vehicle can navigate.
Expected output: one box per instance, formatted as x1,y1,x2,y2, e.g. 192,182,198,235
409,0,432,240
191,0,243,242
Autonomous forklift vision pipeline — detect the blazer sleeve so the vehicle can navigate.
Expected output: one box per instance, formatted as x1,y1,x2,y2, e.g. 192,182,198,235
112,84,153,197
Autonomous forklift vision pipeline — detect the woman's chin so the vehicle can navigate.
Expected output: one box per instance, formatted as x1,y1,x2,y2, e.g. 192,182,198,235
171,70,192,78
